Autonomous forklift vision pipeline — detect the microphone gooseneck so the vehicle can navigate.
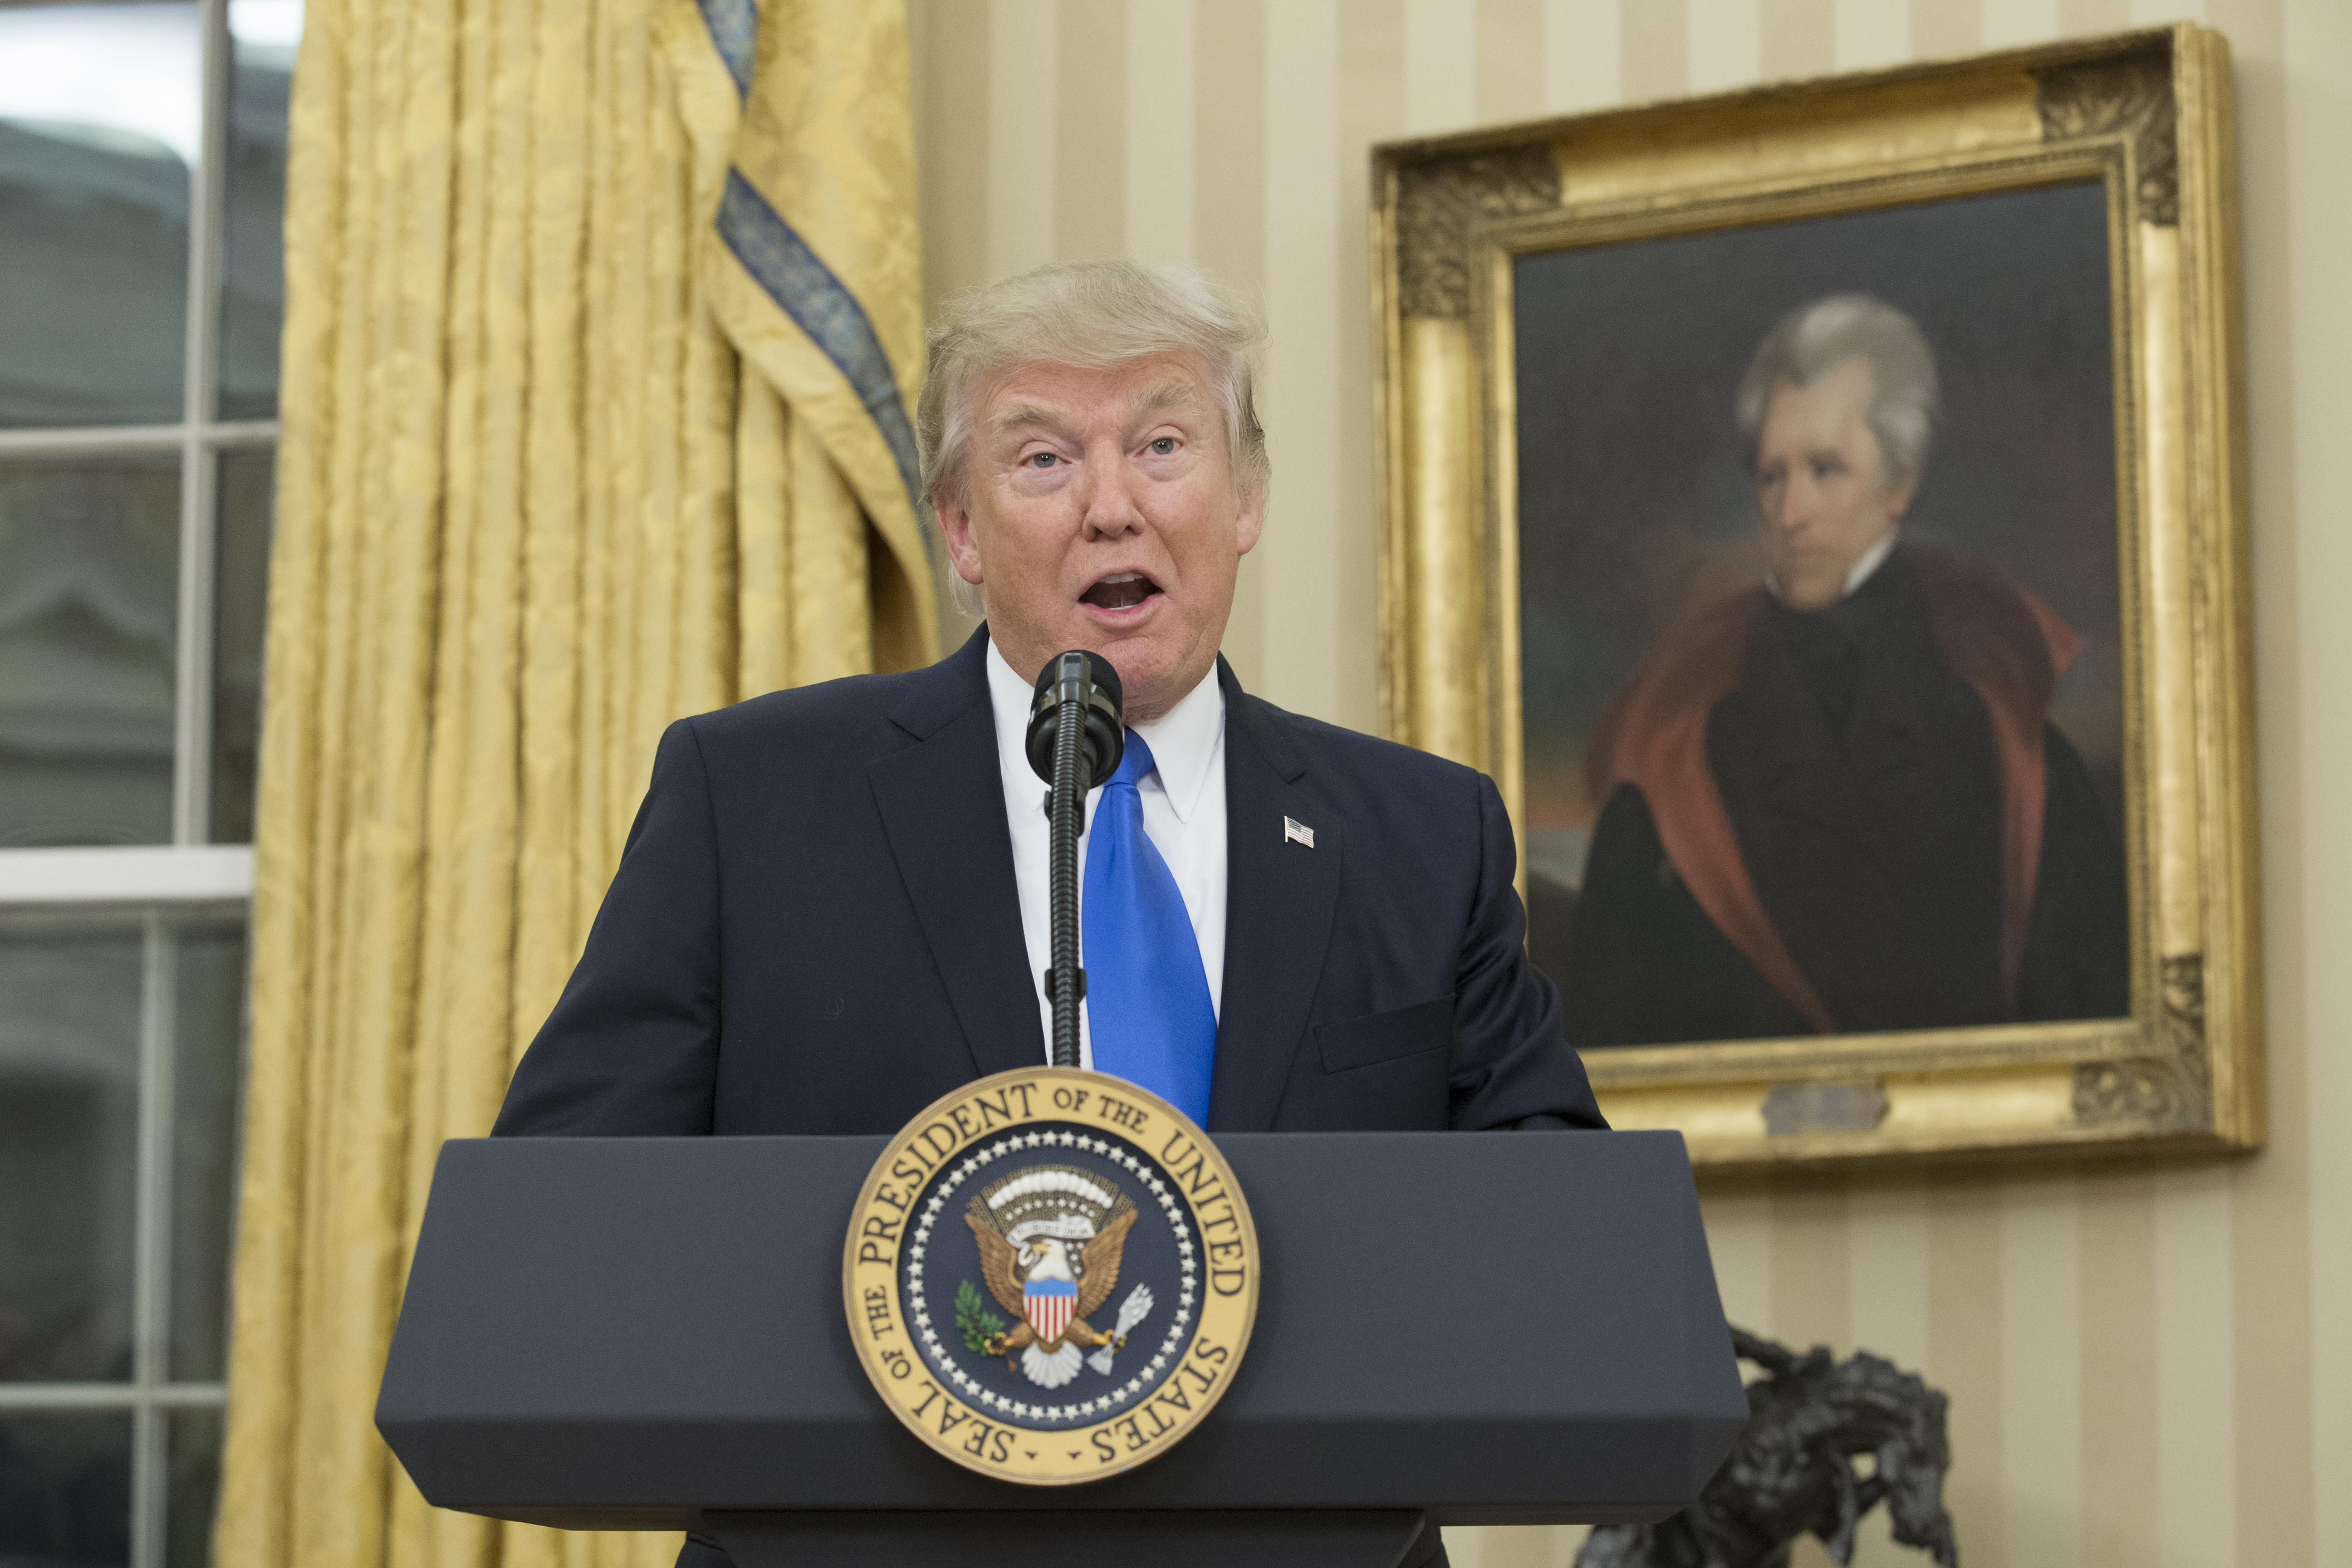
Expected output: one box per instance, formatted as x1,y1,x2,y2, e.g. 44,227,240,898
1027,652,1124,1069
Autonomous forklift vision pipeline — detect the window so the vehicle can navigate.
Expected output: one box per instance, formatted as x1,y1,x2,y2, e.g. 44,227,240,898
0,2,297,1562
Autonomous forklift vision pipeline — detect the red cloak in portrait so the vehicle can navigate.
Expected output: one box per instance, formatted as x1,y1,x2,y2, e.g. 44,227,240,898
1582,542,2082,1034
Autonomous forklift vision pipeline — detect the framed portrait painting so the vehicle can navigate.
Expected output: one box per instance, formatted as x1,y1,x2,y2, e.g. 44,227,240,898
1372,27,2259,1168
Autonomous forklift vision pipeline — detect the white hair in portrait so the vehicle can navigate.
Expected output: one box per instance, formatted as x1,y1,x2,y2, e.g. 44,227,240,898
916,259,1270,616
1734,293,1943,486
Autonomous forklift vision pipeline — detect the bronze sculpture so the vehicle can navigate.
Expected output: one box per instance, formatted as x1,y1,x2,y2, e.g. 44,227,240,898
1577,1327,1958,1568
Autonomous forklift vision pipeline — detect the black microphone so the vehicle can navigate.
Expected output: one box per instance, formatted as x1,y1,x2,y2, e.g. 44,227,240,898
1025,650,1124,790
1025,652,1124,1068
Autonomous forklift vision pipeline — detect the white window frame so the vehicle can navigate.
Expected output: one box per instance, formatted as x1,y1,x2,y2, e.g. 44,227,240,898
0,0,279,1562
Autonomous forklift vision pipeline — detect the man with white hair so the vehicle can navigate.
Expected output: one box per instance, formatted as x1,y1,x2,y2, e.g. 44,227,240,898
1558,294,2128,1046
497,256,1600,1566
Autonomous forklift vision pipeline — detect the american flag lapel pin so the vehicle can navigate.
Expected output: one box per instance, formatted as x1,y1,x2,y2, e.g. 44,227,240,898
1284,816,1315,849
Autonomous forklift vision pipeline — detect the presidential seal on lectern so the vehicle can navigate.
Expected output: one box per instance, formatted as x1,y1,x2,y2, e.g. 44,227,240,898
844,1068,1258,1484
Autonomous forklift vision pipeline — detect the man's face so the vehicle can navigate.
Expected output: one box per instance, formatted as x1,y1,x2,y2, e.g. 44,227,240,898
1753,354,1915,611
937,353,1264,722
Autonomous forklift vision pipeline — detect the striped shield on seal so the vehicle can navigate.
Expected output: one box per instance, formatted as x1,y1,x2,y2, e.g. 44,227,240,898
1024,1277,1077,1344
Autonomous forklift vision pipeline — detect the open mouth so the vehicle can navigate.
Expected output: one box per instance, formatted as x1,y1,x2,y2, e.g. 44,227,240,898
1080,572,1162,611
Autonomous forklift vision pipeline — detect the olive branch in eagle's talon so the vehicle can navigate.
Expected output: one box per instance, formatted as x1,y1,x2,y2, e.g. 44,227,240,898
955,1279,1008,1356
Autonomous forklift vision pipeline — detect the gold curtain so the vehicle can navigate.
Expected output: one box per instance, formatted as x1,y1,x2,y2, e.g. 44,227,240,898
213,0,935,1563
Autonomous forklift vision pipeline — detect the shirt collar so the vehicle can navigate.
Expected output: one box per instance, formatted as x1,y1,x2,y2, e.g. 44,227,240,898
985,637,1225,823
1841,532,1898,596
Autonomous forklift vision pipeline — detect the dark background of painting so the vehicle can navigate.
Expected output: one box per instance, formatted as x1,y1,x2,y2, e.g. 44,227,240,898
1513,179,2124,968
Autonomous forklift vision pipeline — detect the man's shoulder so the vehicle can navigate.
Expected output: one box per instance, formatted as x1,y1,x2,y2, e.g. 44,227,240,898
673,655,979,772
1902,540,2081,705
693,668,907,736
1233,689,1483,802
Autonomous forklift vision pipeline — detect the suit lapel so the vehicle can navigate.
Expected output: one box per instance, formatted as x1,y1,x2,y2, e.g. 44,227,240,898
1208,663,1343,1131
869,631,1045,1080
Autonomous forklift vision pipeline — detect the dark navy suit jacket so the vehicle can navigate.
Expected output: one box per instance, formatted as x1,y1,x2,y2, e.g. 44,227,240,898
492,628,1604,1138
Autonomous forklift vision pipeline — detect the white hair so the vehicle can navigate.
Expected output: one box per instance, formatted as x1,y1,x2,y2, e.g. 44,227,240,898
1735,294,1941,486
917,260,1269,616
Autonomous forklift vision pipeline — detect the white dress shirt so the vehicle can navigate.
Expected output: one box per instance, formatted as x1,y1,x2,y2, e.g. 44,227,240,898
986,641,1229,1068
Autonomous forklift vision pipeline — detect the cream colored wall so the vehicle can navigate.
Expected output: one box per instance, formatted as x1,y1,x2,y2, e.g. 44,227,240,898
906,1,2350,1564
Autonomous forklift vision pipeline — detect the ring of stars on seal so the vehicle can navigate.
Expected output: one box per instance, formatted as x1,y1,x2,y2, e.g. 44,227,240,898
843,1067,1259,1485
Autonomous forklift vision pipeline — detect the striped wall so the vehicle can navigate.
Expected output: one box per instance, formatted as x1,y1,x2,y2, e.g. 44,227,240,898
904,2,2352,1564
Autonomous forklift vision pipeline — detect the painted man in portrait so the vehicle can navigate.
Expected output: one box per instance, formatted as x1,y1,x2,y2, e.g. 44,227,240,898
1558,294,2130,1046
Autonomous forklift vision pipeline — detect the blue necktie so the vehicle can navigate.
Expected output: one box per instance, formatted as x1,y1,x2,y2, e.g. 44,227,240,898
1083,731,1217,1123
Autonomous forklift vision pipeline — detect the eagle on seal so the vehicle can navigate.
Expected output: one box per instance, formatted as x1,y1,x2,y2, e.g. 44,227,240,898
965,1165,1143,1388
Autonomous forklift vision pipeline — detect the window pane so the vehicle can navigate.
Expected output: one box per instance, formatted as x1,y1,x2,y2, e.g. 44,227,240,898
209,450,272,844
0,916,142,1384
169,915,245,1384
0,455,181,849
0,3,199,428
166,1408,220,1568
218,0,301,421
0,1411,131,1565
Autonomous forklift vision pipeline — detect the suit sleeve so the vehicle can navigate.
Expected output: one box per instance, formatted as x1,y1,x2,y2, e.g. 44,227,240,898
491,718,723,1136
1446,773,1609,1132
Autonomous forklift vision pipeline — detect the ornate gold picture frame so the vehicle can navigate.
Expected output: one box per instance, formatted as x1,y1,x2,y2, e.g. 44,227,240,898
1373,26,2257,1169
